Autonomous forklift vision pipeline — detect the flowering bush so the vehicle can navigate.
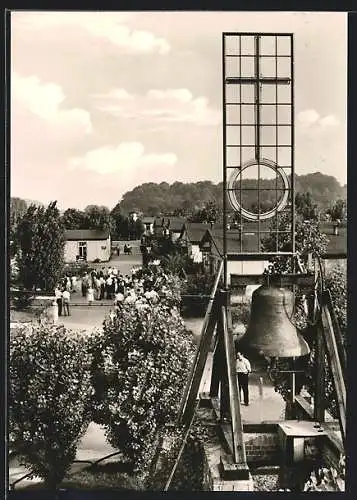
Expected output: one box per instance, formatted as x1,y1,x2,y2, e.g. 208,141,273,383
89,269,195,473
9,322,94,489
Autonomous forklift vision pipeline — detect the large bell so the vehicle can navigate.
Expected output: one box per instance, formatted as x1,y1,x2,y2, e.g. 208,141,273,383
239,284,310,357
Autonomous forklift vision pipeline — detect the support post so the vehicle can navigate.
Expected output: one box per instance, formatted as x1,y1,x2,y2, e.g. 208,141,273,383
220,289,246,465
314,323,325,423
209,334,221,398
218,302,230,420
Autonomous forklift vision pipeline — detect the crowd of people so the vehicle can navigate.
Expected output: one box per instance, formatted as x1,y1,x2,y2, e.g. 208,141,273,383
81,267,138,304
54,264,176,317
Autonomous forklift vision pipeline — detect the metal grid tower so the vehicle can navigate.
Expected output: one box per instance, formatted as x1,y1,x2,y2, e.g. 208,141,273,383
222,33,295,285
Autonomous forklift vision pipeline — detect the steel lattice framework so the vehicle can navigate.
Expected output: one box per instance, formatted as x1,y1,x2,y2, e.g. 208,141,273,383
222,33,295,283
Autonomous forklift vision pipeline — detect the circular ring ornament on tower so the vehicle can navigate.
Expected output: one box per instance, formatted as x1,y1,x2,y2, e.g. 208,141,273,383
227,158,290,221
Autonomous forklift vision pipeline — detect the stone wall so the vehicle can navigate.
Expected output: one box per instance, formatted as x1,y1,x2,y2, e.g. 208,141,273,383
244,431,280,464
201,424,254,491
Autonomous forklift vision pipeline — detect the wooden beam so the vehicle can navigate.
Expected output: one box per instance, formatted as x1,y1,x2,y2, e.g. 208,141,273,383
221,302,247,465
177,261,223,426
325,289,346,378
178,297,218,426
218,308,230,420
209,330,222,398
321,303,346,444
314,323,326,423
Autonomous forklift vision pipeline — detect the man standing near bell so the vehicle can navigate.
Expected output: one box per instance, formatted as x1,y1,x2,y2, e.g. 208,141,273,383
236,352,251,406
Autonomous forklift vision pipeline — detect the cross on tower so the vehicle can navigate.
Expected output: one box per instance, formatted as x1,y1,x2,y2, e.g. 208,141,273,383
225,35,291,161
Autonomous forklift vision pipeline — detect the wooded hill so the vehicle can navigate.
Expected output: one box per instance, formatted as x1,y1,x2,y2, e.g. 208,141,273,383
119,172,346,216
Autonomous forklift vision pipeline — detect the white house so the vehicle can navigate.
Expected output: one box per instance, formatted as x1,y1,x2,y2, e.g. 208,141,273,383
64,229,111,263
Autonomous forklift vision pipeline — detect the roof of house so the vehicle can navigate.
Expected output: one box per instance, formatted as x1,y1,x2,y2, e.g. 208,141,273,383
204,222,347,258
207,229,260,255
184,223,211,243
168,217,187,232
64,229,110,241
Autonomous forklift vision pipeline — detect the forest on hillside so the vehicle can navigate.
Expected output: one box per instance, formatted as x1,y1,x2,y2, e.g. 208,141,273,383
10,172,346,241
119,172,346,216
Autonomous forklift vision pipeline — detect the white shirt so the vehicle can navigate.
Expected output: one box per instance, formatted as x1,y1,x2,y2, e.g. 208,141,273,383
55,289,62,299
62,290,70,302
236,356,251,374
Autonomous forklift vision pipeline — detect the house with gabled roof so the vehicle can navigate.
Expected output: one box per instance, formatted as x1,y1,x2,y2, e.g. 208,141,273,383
178,222,211,263
64,229,111,263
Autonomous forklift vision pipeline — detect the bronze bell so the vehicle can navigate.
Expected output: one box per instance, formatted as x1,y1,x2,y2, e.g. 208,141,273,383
239,284,310,358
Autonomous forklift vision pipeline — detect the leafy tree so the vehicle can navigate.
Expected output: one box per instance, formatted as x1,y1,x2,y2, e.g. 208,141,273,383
9,323,93,490
128,218,145,240
189,201,222,224
110,203,128,239
89,272,195,473
262,212,328,274
295,192,319,220
16,201,65,292
10,197,27,235
62,208,88,229
84,205,111,231
10,197,28,256
326,199,346,224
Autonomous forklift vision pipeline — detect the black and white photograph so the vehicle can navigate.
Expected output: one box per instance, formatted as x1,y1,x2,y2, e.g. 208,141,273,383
8,11,347,493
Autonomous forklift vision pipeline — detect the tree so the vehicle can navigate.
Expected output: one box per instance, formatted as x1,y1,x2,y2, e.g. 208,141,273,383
326,199,346,223
89,270,195,473
9,323,93,489
295,192,319,220
262,212,328,274
10,197,27,234
16,201,65,292
84,205,111,231
128,218,145,240
62,208,88,229
189,201,222,224
10,197,28,256
110,203,128,239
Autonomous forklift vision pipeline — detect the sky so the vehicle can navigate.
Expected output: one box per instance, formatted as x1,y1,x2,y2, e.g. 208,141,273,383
10,11,347,210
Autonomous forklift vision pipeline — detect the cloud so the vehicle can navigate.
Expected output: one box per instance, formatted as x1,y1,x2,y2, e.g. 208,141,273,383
68,142,178,175
13,11,170,55
93,87,221,126
12,72,92,133
297,108,340,129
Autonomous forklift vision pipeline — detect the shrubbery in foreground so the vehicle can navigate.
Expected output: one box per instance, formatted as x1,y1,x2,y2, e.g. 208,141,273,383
9,323,93,489
89,292,195,474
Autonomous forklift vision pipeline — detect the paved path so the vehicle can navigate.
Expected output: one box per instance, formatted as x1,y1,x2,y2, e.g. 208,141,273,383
185,316,285,423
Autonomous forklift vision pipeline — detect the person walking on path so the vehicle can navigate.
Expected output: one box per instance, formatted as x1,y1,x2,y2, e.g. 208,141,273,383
87,286,94,306
62,289,71,316
236,352,251,406
55,286,63,316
